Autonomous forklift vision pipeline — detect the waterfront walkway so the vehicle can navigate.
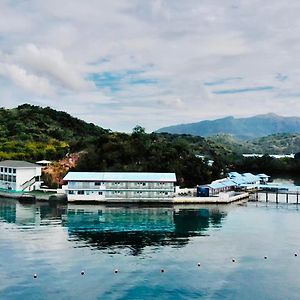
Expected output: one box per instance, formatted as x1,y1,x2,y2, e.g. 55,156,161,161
173,192,249,204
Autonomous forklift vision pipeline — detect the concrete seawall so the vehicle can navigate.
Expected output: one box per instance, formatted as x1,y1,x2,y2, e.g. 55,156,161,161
0,190,67,203
0,191,248,205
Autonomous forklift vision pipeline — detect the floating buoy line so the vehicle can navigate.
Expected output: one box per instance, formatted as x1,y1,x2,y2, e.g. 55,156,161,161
32,253,298,279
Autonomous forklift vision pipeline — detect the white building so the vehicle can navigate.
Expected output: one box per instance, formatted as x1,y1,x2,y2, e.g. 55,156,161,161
62,172,177,202
0,160,43,192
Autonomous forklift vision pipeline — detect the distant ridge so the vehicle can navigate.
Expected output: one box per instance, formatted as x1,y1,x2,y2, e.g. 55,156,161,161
156,113,300,140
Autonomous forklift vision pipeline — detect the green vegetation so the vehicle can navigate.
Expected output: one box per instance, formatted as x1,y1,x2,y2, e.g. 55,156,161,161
2,104,300,187
75,127,228,187
0,105,230,187
0,104,108,160
233,154,300,176
208,133,300,155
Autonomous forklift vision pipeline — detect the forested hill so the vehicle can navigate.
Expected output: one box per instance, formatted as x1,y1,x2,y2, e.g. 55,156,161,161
0,104,230,187
0,104,108,161
0,104,107,142
207,133,300,155
1,104,300,187
157,114,300,140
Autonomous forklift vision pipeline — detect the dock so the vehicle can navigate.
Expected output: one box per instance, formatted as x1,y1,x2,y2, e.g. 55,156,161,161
250,190,300,204
173,192,249,204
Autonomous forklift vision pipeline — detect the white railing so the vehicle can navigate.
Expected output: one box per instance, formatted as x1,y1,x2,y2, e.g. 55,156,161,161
21,176,36,191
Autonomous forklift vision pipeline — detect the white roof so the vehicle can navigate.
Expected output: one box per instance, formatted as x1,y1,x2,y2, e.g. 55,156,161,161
63,172,177,182
0,160,41,168
257,173,270,178
36,160,52,164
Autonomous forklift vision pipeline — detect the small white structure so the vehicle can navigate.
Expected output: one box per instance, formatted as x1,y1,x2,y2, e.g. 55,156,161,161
243,154,294,159
36,160,52,167
0,160,43,192
257,174,270,183
63,172,177,202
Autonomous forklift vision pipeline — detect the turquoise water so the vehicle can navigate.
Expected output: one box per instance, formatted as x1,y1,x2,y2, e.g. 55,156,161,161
0,199,300,299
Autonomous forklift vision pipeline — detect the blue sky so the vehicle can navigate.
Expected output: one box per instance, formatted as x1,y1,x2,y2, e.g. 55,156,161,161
0,0,299,132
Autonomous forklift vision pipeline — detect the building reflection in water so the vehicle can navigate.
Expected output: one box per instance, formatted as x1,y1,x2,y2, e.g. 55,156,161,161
64,204,228,255
0,199,227,256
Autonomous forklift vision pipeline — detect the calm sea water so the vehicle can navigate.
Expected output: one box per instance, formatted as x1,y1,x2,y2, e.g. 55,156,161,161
0,199,300,300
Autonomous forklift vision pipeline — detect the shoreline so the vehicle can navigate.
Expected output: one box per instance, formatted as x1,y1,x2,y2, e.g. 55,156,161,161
0,190,249,205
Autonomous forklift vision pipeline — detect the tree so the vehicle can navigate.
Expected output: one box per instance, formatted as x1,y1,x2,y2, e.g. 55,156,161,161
132,125,146,136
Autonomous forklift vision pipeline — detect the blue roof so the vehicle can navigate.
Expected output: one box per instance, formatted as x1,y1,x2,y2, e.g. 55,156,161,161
207,179,236,189
207,182,224,189
228,172,261,185
228,172,240,178
63,172,177,182
222,180,236,187
241,173,260,181
231,177,246,185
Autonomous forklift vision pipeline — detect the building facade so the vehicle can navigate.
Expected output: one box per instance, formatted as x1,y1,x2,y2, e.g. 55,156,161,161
63,172,177,202
0,160,43,192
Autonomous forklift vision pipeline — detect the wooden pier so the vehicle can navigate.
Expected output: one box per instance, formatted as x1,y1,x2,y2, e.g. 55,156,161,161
250,190,300,204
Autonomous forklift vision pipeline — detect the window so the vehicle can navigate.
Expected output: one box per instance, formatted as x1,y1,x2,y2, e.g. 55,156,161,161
13,169,16,174
12,176,16,182
77,191,84,195
8,175,12,182
8,168,11,173
0,174,3,180
4,168,7,173
69,190,75,194
95,182,101,186
0,167,2,172
143,183,146,186
98,192,103,195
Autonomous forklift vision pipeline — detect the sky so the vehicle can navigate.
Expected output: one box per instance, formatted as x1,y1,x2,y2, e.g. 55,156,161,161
0,0,300,132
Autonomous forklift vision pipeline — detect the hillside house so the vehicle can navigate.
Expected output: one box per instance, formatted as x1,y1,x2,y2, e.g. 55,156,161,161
0,160,43,192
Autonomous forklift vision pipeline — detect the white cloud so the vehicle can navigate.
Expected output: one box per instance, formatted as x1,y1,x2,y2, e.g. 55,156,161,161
13,44,92,91
0,63,53,96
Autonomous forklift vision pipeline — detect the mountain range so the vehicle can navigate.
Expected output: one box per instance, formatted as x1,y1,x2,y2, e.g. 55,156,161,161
156,113,300,140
